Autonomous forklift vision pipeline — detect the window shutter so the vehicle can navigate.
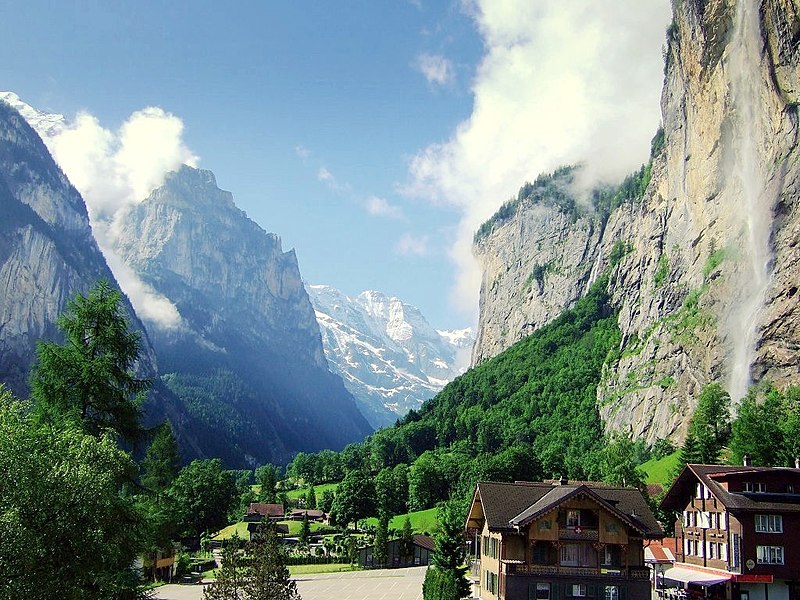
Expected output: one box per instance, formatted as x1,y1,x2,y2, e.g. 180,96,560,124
720,512,727,530
619,586,627,600
587,584,596,598
552,583,559,600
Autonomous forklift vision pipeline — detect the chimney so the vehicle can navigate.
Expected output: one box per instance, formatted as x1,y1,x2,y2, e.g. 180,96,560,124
559,476,568,486
795,457,799,469
743,454,751,467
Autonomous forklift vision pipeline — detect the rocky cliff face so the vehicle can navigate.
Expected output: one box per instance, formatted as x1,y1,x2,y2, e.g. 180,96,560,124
308,284,473,428
113,166,372,466
471,0,800,444
0,100,156,394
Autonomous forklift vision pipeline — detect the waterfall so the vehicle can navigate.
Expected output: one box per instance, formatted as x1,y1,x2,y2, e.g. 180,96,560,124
724,0,774,402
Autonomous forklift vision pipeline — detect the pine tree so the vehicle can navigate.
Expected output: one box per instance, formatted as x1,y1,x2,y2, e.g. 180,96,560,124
30,280,149,444
203,536,246,600
305,485,316,510
299,514,311,548
399,516,415,564
244,523,301,600
424,500,470,600
142,421,181,491
373,511,390,567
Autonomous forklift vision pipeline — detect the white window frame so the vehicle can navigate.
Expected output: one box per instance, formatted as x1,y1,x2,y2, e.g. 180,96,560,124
604,585,620,600
756,545,784,565
571,584,588,597
535,582,551,600
755,514,783,533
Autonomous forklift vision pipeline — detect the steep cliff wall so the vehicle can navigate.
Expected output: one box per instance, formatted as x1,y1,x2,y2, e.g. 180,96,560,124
113,166,373,466
0,101,156,393
471,0,800,444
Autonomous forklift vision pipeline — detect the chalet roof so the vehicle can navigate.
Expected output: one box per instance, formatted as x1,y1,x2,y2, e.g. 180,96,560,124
413,534,436,552
247,502,285,517
470,480,663,538
661,464,800,513
290,509,325,518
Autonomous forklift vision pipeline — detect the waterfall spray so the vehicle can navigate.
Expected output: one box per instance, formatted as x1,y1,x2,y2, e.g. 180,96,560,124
724,0,775,402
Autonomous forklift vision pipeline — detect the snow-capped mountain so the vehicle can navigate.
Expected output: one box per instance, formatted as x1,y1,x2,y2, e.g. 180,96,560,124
0,92,66,138
307,284,474,428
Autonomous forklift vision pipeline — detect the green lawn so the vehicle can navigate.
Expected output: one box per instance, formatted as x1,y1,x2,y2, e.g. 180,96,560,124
364,508,438,535
639,451,680,486
288,563,357,575
212,521,251,541
286,482,339,501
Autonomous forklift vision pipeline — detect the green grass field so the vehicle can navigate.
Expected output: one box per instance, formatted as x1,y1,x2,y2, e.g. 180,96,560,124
364,508,438,535
639,451,680,486
211,521,251,541
286,482,339,501
288,563,357,575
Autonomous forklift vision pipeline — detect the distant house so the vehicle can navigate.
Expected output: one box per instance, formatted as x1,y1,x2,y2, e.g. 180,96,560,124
645,538,678,591
141,546,177,582
466,479,663,600
660,462,800,600
244,502,285,522
358,534,435,569
289,508,326,522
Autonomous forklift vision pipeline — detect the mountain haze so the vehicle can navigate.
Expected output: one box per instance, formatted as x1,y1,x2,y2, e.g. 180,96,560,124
112,166,372,466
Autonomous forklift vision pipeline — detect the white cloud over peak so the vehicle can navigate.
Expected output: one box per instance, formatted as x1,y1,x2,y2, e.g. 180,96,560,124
44,106,198,329
415,53,455,86
407,0,672,315
395,233,430,257
365,196,405,220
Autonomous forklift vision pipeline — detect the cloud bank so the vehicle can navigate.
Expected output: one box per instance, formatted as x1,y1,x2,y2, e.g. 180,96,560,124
407,0,672,316
46,107,198,329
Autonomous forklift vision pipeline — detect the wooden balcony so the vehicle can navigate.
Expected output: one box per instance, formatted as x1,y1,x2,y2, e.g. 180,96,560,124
559,527,599,541
503,563,650,580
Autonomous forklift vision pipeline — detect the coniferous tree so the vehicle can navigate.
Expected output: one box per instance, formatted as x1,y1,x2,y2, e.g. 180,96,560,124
244,523,301,600
373,511,390,568
305,485,316,509
30,280,150,445
423,500,470,600
142,421,181,491
299,514,311,548
399,516,415,564
203,536,246,600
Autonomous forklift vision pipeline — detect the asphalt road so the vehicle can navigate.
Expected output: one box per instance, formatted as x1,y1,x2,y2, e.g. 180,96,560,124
153,566,427,600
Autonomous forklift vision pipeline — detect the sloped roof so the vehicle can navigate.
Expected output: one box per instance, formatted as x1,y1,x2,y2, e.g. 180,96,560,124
413,534,436,552
661,464,800,512
470,480,663,537
247,502,285,517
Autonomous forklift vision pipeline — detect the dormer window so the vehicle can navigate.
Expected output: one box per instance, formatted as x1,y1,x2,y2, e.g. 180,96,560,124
744,482,766,493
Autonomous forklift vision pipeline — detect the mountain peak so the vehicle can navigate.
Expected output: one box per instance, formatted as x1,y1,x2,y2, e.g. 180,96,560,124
0,92,66,138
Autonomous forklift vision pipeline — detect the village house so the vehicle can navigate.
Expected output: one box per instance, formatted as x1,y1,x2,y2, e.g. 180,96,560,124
466,478,663,600
660,462,800,600
243,502,285,522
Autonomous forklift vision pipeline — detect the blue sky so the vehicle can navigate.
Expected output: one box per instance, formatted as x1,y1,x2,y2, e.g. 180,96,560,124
1,1,671,330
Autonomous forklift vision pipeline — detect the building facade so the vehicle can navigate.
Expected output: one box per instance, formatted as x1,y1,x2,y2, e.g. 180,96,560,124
466,479,663,600
661,464,800,600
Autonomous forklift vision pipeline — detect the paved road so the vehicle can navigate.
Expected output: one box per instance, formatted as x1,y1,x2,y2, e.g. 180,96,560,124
153,566,427,600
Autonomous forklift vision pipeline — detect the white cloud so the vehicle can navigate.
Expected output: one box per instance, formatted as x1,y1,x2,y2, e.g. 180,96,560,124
44,106,199,329
406,0,672,315
395,233,430,257
415,53,455,86
365,196,405,220
295,144,311,159
317,165,350,194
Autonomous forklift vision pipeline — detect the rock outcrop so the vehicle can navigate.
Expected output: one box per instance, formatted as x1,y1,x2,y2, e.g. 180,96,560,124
113,166,373,466
471,0,800,444
0,100,156,394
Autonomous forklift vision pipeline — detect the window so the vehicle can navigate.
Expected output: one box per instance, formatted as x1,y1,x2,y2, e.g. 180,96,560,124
757,546,784,565
720,512,727,530
571,584,588,597
696,483,704,499
603,545,621,567
485,570,499,594
604,586,620,600
745,482,766,493
533,583,551,600
538,518,552,530
532,543,555,566
755,514,783,533
561,543,596,568
567,510,580,527
708,541,716,560
684,538,691,556
698,511,711,529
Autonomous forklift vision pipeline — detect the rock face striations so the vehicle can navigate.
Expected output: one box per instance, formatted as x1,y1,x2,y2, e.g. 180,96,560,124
0,101,155,394
471,0,800,445
113,166,372,466
308,284,473,428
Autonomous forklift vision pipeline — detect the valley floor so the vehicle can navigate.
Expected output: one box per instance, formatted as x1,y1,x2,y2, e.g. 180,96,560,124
154,565,427,600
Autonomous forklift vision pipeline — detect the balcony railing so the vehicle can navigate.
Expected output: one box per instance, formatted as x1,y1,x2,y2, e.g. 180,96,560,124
559,527,599,541
504,563,650,580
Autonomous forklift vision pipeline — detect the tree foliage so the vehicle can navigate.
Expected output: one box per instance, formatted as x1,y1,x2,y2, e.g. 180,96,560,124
730,386,796,467
0,389,144,599
256,464,279,504
424,500,470,600
141,420,181,491
167,458,237,539
677,383,731,471
331,470,375,528
30,280,149,444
